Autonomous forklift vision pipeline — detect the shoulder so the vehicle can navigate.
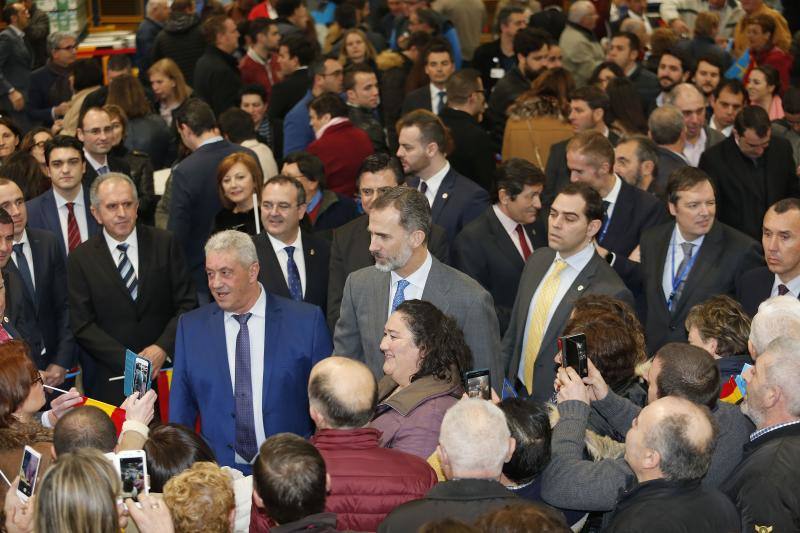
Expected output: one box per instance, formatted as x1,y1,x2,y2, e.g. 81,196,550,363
346,264,383,287
449,169,487,195
715,222,759,251
69,235,105,262
433,260,490,295
179,301,221,326
642,221,674,242
267,291,325,321
456,209,492,239
740,266,771,285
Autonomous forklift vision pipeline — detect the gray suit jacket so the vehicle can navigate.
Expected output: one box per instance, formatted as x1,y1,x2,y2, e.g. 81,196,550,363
502,247,634,401
0,27,31,105
334,255,503,385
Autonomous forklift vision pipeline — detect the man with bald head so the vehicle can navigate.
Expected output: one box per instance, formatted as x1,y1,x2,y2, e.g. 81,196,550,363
307,356,437,532
664,83,725,167
558,1,603,87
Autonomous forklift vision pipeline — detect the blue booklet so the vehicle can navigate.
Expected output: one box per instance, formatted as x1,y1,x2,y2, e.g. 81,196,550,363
123,349,152,398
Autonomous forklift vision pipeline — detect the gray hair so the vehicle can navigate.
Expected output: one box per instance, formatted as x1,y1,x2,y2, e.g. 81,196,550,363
439,399,510,476
47,32,76,56
750,295,800,356
205,230,258,267
762,336,800,417
567,0,595,23
146,0,167,16
621,134,659,165
370,187,431,242
664,82,706,106
648,105,685,145
89,172,138,208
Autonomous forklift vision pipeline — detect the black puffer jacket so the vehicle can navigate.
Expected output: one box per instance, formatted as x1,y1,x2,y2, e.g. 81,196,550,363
151,13,206,87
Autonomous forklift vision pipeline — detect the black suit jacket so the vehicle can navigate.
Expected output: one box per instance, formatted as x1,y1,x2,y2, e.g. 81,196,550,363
623,221,764,354
68,225,197,404
326,214,450,332
529,7,566,39
252,230,330,314
3,268,45,367
603,179,669,265
654,146,687,196
439,107,496,191
269,68,312,122
737,266,778,317
699,135,800,241
401,85,433,115
82,154,132,190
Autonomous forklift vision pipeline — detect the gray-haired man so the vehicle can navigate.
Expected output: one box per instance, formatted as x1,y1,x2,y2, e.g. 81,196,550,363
28,31,76,126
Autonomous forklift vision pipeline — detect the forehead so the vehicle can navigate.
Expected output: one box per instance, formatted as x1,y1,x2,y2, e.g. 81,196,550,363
360,169,398,188
97,178,135,200
675,180,714,202
224,162,249,176
611,36,631,48
49,147,81,160
399,125,422,144
206,249,244,269
615,141,638,159
385,311,410,332
697,60,719,73
241,93,264,104
262,181,297,200
369,206,403,229
57,36,76,46
346,32,365,43
675,91,704,109
570,99,589,110
354,71,377,85
552,193,587,217
426,51,451,64
323,58,341,71
659,54,681,69
282,162,304,177
765,207,800,230
0,182,23,199
82,110,110,127
718,87,744,102
743,128,769,142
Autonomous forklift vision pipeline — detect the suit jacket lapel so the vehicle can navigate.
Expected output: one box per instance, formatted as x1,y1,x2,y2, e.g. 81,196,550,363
302,233,322,301
27,234,44,312
135,226,151,309
421,256,451,304
262,293,280,417
94,237,137,307
42,191,62,241
208,306,234,398
83,187,100,237
603,181,634,250
370,270,391,338
430,169,454,222
515,249,556,335
544,254,598,341
653,223,673,312
672,222,721,315
265,239,290,296
486,208,524,268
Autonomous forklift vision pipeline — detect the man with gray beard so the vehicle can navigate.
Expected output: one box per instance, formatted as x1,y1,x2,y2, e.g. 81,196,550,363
333,186,502,387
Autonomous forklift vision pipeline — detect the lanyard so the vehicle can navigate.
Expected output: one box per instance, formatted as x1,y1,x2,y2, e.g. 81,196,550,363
598,215,611,243
667,238,698,311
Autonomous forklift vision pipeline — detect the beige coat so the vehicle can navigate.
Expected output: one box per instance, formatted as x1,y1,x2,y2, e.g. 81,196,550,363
502,100,573,169
559,24,604,88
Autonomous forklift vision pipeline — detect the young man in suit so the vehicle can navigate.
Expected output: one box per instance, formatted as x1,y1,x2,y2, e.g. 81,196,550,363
27,135,101,257
76,107,131,188
400,39,454,116
68,173,197,404
252,175,330,314
620,167,764,354
0,3,32,132
333,186,502,386
502,182,634,401
268,33,316,123
170,229,332,473
0,179,73,386
396,109,489,243
453,158,546,335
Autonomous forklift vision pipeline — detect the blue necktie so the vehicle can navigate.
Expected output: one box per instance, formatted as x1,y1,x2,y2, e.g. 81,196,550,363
97,165,109,175
437,91,446,114
233,312,258,463
284,246,302,301
12,243,34,302
391,279,410,313
116,243,138,300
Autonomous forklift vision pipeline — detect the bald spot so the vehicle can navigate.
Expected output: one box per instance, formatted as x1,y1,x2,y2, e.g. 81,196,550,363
648,396,713,449
309,356,377,415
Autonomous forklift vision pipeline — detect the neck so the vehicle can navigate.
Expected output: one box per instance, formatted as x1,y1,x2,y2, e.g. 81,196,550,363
677,224,701,242
687,130,701,144
755,95,772,110
89,152,107,165
711,115,727,131
598,174,616,197
233,196,254,213
56,185,81,202
195,130,219,148
500,33,514,55
394,248,427,279
665,140,685,153
777,269,800,284
593,122,608,136
757,412,800,431
232,284,261,315
431,80,446,90
162,93,179,107
273,226,299,245
418,157,447,181
624,62,637,76
252,43,268,60
12,411,32,424
559,240,590,259
448,470,502,482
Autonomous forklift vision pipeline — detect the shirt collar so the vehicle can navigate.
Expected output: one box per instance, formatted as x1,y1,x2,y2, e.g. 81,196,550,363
266,228,302,252
390,250,432,290
429,82,446,99
772,273,800,296
84,150,107,171
103,226,138,252
709,115,733,136
750,420,800,442
685,127,707,149
556,242,595,272
53,185,84,209
422,161,450,193
223,282,267,321
315,117,349,139
492,204,520,234
198,135,224,149
7,25,24,38
674,225,705,247
14,228,28,246
604,175,622,205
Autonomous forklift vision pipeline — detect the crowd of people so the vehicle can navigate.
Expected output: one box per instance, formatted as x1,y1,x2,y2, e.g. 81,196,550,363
0,0,796,531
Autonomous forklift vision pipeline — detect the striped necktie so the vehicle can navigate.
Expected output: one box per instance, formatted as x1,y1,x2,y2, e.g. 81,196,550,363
117,243,138,300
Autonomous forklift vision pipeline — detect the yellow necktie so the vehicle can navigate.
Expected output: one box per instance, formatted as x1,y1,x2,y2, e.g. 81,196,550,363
522,259,568,394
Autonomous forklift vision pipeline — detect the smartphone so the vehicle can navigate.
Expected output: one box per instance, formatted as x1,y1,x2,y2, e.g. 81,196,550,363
133,357,151,399
559,333,588,378
116,450,148,501
464,368,491,400
17,446,41,502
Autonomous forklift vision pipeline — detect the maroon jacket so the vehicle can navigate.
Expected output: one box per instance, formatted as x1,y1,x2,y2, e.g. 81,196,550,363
310,428,438,532
307,119,374,198
239,51,282,102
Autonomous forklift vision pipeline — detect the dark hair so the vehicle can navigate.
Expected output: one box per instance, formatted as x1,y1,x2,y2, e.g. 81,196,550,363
53,406,117,455
685,295,751,357
334,2,357,28
569,294,647,365
606,77,648,134
407,30,433,51
422,37,454,65
569,85,610,115
661,46,694,75
0,340,38,428
475,504,570,533
751,64,781,96
414,8,441,34
395,299,473,385
107,54,132,72
72,59,104,91
695,54,723,76
309,91,348,119
613,31,641,53
202,14,229,43
173,98,217,136
144,424,216,493
666,166,713,204
513,27,550,58
397,109,448,153
106,74,152,119
343,63,376,92
357,153,403,185
496,5,525,28
733,105,771,137
276,0,303,18
563,314,642,387
247,17,277,41
280,33,317,67
307,368,377,428
1,4,20,24
557,182,604,222
44,135,84,166
782,87,800,115
371,186,432,241
2,151,50,200
588,61,624,88
526,67,575,116
654,343,721,409
621,134,659,166
253,433,327,525
218,107,257,143
0,117,20,147
263,174,307,205
712,77,744,100
240,83,267,104
492,157,545,203
419,519,480,533
283,151,326,186
444,68,481,107
498,399,551,484
771,197,800,214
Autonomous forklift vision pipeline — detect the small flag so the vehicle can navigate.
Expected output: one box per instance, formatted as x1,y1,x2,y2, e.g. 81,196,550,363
157,368,173,422
720,375,742,404
81,397,126,434
725,49,750,80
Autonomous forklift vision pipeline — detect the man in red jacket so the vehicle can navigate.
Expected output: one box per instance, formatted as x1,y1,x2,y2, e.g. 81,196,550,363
239,18,282,103
307,356,438,532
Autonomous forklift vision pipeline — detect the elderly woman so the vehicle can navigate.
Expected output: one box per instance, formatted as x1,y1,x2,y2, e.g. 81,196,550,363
164,462,235,533
370,300,470,459
686,295,753,382
744,13,792,98
213,152,264,235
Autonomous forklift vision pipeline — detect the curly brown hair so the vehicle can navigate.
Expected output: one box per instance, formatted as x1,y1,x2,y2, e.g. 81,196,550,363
685,295,750,357
163,462,234,533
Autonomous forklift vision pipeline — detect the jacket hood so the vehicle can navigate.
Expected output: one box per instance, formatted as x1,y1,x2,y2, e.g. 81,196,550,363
164,12,201,34
376,49,406,71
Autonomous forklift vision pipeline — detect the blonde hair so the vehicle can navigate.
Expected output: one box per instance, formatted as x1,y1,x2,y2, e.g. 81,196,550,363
338,29,377,65
163,462,234,533
148,58,192,103
35,448,121,533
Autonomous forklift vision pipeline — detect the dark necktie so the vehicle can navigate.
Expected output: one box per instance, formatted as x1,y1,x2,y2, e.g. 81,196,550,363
670,242,695,310
778,284,790,296
0,324,11,343
599,200,611,242
284,246,302,301
419,180,428,195
116,243,138,300
515,224,532,260
233,312,258,463
97,165,109,175
66,202,81,253
437,90,446,114
12,243,34,302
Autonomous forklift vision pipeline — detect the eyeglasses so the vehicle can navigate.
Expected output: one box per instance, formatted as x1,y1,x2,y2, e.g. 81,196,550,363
56,44,77,51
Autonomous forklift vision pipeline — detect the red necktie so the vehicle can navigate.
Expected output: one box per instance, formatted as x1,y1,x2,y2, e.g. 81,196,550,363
66,202,81,252
0,324,12,343
515,224,532,260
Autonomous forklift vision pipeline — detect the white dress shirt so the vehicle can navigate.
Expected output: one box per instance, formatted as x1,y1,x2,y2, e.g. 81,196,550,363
683,128,707,167
419,162,450,206
709,115,733,137
53,186,90,253
266,231,307,297
84,149,109,173
388,251,432,317
11,229,36,290
518,243,595,381
662,226,705,301
223,284,267,465
771,274,800,298
493,204,533,259
429,83,447,114
103,227,139,275
602,175,622,221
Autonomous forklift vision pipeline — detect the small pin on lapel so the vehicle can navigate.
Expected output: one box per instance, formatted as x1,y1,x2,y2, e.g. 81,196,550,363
3,316,8,323
310,248,315,256
442,192,448,199
577,285,584,291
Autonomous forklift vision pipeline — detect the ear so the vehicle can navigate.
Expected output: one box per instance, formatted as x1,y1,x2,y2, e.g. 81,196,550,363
325,473,332,493
592,108,604,124
409,228,426,249
424,140,438,158
498,188,509,206
668,201,677,217
248,261,260,283
76,128,84,142
707,337,719,357
748,339,757,359
437,445,453,480
90,205,103,225
681,71,690,82
586,218,602,239
643,448,660,470
309,404,324,428
504,437,516,463
297,200,307,220
641,160,655,178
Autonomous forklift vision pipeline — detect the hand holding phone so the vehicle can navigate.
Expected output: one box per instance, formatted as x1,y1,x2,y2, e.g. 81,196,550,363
115,450,149,502
16,446,41,502
463,369,491,400
558,333,588,378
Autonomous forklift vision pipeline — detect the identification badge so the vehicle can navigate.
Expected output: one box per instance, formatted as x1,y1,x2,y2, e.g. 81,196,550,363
490,68,505,79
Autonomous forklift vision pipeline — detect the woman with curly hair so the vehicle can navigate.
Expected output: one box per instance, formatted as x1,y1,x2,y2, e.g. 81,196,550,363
370,299,472,459
685,295,752,382
163,461,235,533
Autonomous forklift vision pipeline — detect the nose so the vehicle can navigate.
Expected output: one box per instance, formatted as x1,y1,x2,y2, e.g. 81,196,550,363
765,234,779,251
368,235,380,254
379,333,389,351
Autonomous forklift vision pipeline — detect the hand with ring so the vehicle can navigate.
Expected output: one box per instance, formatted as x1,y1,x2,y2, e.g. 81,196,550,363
126,494,174,533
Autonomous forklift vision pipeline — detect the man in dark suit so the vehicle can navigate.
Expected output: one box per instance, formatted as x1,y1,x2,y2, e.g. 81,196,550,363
453,159,547,335
69,173,197,404
605,32,659,110
401,39,454,116
529,0,566,39
438,69,494,192
168,99,255,301
27,135,101,257
334,187,503,385
739,199,800,317
619,167,763,354
268,33,315,123
396,110,488,242
27,31,75,128
0,3,33,132
502,182,634,401
472,6,527,96
327,154,450,331
76,107,131,188
170,229,332,473
648,104,689,195
252,175,329,314
699,106,800,242
0,179,73,386
193,15,242,116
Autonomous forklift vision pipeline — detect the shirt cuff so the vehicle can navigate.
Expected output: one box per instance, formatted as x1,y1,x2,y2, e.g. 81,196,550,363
41,410,54,428
120,419,150,440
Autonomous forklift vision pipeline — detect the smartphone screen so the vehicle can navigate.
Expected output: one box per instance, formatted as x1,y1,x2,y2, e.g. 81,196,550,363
17,446,41,501
119,455,147,501
561,333,588,378
464,369,491,400
133,357,151,399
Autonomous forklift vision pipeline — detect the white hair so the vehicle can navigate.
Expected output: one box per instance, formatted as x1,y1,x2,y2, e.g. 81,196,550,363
89,172,138,208
439,399,510,477
146,0,167,16
750,295,800,356
204,230,258,267
568,1,595,23
762,337,800,417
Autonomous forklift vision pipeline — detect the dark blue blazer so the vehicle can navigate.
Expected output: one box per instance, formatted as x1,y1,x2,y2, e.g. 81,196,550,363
169,291,332,474
26,188,101,258
736,266,776,318
408,167,489,243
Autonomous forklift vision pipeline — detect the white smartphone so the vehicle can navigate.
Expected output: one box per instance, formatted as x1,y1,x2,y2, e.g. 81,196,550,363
115,450,149,501
17,445,41,502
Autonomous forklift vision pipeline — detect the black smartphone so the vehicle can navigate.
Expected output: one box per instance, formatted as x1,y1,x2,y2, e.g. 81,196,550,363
559,333,588,378
464,368,491,400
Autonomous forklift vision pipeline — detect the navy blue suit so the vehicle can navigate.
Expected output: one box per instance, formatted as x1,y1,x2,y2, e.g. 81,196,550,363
26,188,101,258
169,291,332,473
408,167,489,243
736,266,777,318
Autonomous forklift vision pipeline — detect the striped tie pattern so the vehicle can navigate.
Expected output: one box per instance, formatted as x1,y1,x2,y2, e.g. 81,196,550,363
521,259,568,394
117,243,138,300
66,202,81,252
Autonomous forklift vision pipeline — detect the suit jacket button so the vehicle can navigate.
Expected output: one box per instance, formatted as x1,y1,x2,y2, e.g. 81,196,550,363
669,325,676,331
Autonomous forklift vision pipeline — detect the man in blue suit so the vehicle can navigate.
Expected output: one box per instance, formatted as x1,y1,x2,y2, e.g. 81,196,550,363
27,135,100,257
170,230,332,474
396,109,489,243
